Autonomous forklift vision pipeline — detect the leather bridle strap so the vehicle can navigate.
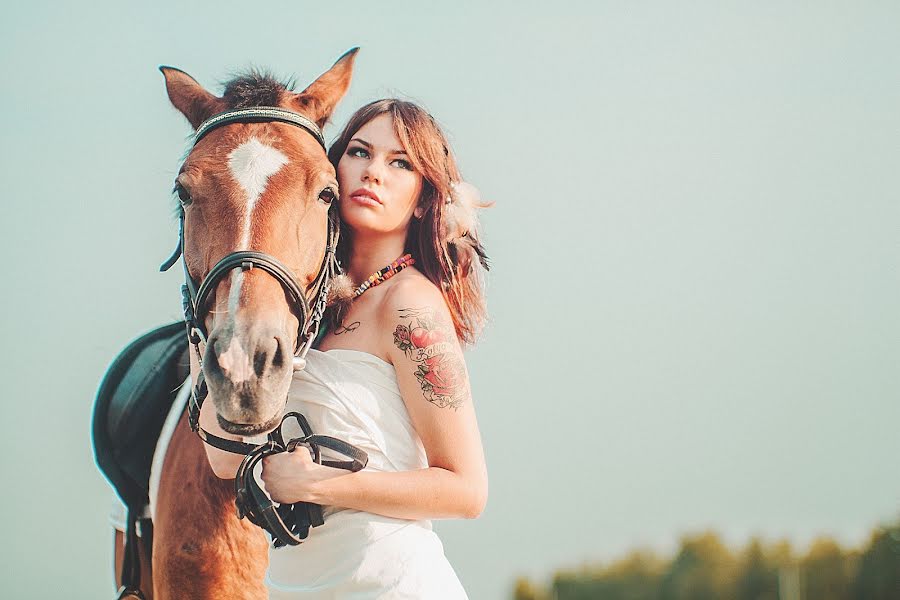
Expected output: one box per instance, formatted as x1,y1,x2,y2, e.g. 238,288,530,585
233,412,368,548
271,412,368,472
186,371,270,455
195,251,310,340
115,508,147,599
193,106,325,149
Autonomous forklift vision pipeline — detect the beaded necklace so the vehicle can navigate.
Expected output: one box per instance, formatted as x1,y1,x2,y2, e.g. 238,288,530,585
354,253,415,298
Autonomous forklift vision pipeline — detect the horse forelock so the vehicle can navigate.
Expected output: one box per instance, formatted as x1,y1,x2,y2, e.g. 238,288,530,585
221,69,296,109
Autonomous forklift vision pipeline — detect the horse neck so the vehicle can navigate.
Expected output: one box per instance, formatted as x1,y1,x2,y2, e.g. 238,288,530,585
153,413,269,600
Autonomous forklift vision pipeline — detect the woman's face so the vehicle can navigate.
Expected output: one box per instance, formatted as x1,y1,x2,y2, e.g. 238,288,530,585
336,113,424,236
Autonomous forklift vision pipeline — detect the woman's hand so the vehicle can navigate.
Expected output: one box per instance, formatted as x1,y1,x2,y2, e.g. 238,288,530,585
260,447,350,504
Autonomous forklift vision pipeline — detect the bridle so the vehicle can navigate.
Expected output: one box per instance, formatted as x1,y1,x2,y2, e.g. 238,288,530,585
160,107,340,371
158,106,367,547
159,106,341,442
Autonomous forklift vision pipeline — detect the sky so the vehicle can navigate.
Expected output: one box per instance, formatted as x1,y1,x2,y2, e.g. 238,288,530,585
1,1,898,598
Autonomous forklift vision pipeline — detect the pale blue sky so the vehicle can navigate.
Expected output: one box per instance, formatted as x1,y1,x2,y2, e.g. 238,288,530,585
1,2,898,598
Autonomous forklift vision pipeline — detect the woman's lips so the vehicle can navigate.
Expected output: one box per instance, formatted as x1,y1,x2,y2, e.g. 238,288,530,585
350,188,382,206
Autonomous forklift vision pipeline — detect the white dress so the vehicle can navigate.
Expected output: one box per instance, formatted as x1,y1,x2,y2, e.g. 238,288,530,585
264,348,469,600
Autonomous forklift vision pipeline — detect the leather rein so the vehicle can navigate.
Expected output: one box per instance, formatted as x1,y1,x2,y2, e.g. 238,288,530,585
159,106,368,548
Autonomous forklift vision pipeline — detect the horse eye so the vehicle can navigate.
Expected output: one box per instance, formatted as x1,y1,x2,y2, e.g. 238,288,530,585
174,182,192,205
318,187,336,204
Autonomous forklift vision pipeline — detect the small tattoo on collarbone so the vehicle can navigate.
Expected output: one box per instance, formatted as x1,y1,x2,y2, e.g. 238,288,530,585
334,321,361,335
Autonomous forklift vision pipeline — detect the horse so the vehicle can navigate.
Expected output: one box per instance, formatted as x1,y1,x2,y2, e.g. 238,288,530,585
107,48,358,599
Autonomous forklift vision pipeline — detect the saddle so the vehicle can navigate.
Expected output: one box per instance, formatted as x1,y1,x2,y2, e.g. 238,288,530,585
92,321,189,598
93,321,190,517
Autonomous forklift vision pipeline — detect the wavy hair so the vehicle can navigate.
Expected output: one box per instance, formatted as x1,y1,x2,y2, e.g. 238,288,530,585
327,99,489,345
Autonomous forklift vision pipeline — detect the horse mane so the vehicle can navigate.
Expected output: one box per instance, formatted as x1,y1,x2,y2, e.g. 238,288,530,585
221,69,296,109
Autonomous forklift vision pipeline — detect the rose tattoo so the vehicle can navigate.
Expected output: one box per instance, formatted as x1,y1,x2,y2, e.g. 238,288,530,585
393,307,468,409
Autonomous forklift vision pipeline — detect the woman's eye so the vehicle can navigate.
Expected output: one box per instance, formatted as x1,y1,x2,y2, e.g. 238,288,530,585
391,158,412,171
174,182,192,205
318,187,337,204
347,146,369,159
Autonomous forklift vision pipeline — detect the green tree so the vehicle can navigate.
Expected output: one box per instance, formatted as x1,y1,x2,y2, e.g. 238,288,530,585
513,576,548,600
801,537,852,600
591,550,664,600
734,538,779,600
516,519,900,600
850,522,900,600
545,550,664,600
767,539,795,568
659,532,736,600
552,570,608,600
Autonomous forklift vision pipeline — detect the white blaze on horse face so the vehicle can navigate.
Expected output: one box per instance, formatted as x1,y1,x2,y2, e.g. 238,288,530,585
224,137,289,352
217,330,254,383
227,137,289,248
219,270,254,383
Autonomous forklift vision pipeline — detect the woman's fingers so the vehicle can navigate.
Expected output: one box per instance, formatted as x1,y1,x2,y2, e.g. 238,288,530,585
260,447,318,504
261,447,313,476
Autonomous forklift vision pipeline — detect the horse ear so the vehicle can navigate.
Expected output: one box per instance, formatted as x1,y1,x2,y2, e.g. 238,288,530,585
290,48,359,129
159,66,224,129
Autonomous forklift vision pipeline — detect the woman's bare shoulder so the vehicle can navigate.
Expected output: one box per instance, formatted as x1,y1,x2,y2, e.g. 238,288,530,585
379,269,445,310
375,269,452,333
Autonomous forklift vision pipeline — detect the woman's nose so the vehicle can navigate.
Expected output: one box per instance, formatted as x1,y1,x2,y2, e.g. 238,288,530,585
362,160,383,184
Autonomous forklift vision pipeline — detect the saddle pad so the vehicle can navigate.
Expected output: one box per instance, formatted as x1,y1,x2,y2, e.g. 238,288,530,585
93,322,189,511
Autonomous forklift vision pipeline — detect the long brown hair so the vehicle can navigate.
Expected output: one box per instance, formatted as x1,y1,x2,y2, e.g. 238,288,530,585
327,99,489,345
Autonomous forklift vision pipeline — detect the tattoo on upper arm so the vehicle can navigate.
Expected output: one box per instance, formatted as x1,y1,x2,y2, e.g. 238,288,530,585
392,307,468,410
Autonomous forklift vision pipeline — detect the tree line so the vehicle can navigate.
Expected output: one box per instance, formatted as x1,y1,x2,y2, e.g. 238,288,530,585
513,517,899,600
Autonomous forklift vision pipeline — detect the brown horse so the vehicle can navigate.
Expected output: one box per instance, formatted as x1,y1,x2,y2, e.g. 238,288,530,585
113,49,358,599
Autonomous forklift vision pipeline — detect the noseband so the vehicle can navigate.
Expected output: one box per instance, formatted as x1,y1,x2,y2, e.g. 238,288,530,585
158,106,367,548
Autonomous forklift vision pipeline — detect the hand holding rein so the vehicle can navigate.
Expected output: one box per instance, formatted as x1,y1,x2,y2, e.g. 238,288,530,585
234,412,368,548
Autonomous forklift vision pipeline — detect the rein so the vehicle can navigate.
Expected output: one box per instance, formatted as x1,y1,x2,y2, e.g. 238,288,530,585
158,106,368,547
234,412,367,547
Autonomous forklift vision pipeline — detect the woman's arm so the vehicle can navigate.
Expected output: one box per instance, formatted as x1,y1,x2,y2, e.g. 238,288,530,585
261,458,485,520
261,277,488,520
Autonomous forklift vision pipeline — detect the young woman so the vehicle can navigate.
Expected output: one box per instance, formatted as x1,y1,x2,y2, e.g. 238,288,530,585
202,99,491,598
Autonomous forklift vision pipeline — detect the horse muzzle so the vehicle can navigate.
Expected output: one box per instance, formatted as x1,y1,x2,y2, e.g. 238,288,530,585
203,325,294,432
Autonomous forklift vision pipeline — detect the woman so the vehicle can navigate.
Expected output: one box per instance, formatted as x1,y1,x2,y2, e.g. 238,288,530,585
202,99,491,598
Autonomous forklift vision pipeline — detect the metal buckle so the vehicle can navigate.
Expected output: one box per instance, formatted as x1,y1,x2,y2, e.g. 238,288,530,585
115,586,147,600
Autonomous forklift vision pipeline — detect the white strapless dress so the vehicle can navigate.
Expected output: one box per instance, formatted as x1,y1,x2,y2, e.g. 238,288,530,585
264,348,469,600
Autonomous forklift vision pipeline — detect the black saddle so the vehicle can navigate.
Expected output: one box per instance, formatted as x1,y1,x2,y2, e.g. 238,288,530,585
93,321,190,515
92,321,189,598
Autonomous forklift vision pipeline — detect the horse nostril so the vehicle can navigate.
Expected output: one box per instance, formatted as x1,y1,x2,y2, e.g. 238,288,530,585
254,337,283,378
253,348,267,378
271,337,285,370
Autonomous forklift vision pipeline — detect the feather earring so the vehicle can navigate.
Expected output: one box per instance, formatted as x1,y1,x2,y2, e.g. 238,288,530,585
443,181,493,275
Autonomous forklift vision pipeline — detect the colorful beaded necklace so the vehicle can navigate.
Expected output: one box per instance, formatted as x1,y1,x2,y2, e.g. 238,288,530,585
354,253,415,298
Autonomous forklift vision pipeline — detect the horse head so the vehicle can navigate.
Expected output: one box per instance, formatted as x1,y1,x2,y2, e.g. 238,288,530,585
160,49,357,436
